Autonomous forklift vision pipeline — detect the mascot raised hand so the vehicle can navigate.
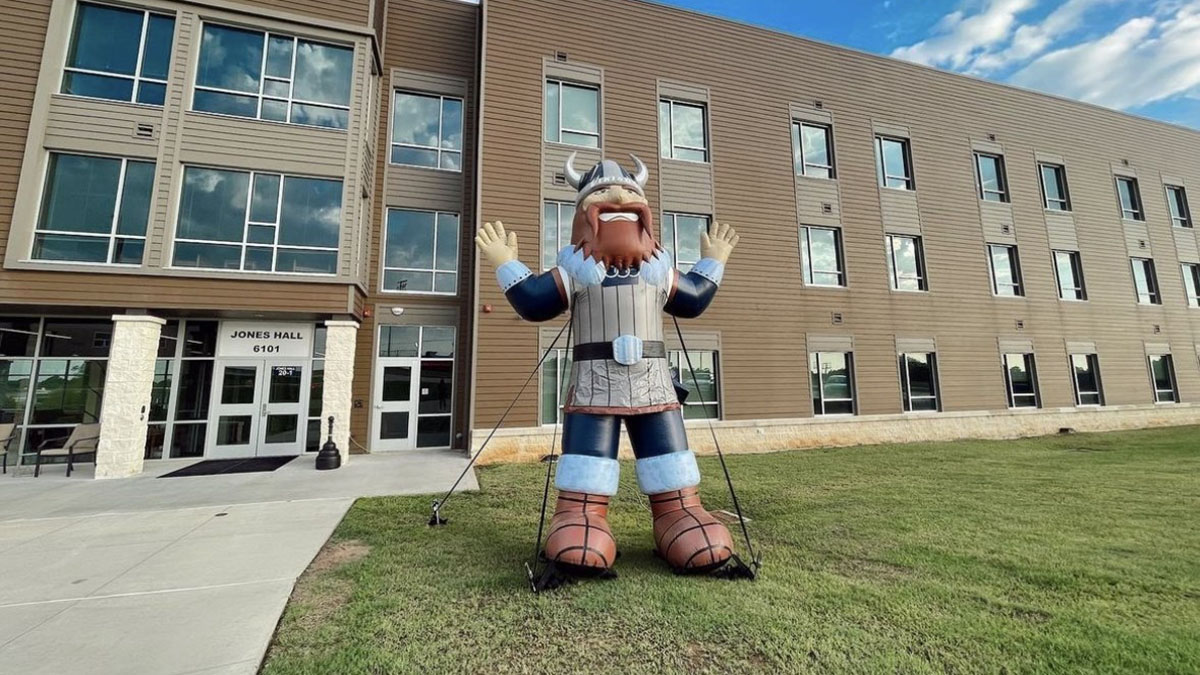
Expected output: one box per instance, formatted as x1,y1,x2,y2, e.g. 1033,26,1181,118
476,153,740,578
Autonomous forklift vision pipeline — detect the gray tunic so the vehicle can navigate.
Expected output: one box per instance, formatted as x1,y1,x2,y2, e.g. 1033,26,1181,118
565,272,680,415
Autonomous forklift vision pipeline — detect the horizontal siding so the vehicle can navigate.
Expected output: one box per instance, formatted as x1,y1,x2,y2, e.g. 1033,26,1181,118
796,176,842,228
180,113,347,175
240,0,371,27
879,188,921,234
659,158,713,215
43,97,162,156
385,166,463,211
0,0,50,257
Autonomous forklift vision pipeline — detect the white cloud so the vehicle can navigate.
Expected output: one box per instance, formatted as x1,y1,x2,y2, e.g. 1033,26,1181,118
890,0,1036,70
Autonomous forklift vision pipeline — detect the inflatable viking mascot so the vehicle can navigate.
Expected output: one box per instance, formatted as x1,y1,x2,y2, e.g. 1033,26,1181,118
475,153,740,577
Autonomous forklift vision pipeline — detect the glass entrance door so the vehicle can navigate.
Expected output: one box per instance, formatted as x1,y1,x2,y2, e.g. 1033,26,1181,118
373,358,418,451
208,359,309,459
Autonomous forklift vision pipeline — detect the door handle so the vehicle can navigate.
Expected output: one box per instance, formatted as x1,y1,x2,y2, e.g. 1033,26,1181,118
262,403,267,416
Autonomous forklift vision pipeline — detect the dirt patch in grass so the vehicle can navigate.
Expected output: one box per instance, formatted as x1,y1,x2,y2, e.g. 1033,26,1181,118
307,539,370,574
288,540,370,632
831,556,913,582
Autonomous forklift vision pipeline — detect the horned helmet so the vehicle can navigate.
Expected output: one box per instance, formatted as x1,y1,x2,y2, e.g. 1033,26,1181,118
564,152,659,270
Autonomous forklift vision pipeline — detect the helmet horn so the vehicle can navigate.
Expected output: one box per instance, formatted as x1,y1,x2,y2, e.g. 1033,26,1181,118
563,151,583,189
630,154,648,189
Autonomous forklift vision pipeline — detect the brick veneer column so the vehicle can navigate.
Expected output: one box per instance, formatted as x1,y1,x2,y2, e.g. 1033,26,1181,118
95,315,165,479
321,320,360,464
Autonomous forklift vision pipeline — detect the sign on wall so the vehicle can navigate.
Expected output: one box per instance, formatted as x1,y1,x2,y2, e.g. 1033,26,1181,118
217,321,314,358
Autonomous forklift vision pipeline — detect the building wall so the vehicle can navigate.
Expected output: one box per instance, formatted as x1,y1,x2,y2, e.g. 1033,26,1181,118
475,0,1200,436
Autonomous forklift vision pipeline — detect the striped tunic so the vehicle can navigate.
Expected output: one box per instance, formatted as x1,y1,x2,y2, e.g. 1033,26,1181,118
565,272,680,415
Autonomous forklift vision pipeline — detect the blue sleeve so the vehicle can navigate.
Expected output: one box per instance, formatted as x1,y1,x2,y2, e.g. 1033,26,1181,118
496,260,568,322
665,271,719,318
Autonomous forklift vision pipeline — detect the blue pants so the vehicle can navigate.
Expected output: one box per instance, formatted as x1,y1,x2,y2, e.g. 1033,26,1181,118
555,409,700,496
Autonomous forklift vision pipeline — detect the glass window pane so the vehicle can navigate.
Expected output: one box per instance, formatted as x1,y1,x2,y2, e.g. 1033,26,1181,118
659,102,671,158
439,152,462,172
40,154,121,234
820,353,851,400
434,272,457,294
31,359,106,425
268,365,302,404
291,104,348,129
881,139,906,178
675,148,707,162
309,360,324,416
156,320,179,358
264,415,298,443
380,412,410,439
112,237,144,265
385,209,435,269
62,72,134,101
220,366,257,404
544,81,560,143
991,246,1016,295
0,319,40,358
435,213,459,272
172,242,242,269
421,327,455,358
417,416,451,448
149,360,173,422
140,14,176,80
0,360,33,424
177,167,248,242
381,367,412,402
278,176,341,248
391,146,438,167
384,270,433,292
170,422,206,458
116,161,155,236
247,224,275,244
261,98,289,121
183,321,218,358
891,236,920,290
560,131,598,148
244,246,273,271
263,80,290,98
67,3,143,76
276,249,336,274
561,84,598,133
265,36,294,79
978,155,1000,195
250,174,281,223
135,81,167,106
193,90,259,118
379,326,419,358
196,24,263,93
906,354,935,398
216,416,252,445
675,215,706,266
1006,354,1034,394
32,234,109,263
175,360,213,420
393,93,440,145
441,98,463,150
418,361,453,414
802,125,829,170
671,103,705,152
292,40,352,105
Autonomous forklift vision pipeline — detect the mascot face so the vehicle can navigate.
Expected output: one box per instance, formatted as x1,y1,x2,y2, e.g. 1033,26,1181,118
565,153,660,271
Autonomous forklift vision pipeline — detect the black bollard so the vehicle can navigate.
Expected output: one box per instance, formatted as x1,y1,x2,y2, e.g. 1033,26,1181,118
316,415,342,470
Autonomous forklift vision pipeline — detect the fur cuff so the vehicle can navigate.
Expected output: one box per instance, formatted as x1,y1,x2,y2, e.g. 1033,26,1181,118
690,258,725,285
636,450,700,495
496,259,532,292
555,454,621,496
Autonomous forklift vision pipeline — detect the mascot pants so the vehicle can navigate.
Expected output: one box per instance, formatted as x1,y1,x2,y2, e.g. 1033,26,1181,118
553,409,701,497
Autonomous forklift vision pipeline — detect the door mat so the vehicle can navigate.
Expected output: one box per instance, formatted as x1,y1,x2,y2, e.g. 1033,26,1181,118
159,456,297,478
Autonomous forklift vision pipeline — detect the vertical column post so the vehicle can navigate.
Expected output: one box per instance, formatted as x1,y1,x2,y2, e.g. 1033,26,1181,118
95,315,165,479
321,319,360,464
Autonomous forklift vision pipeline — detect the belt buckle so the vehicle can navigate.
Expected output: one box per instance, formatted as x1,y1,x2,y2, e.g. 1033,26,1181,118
612,335,643,366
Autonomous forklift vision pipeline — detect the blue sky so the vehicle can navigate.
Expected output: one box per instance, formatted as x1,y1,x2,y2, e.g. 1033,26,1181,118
659,0,1200,130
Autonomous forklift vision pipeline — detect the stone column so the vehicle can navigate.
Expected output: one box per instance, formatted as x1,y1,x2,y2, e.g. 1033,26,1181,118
321,319,360,464
95,315,165,479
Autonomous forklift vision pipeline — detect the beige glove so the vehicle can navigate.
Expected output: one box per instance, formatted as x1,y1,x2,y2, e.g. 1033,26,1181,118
475,221,519,268
701,221,740,264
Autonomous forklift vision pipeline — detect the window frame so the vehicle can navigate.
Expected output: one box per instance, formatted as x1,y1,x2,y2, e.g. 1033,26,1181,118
1183,263,1200,309
544,79,600,148
1052,250,1087,302
974,152,1009,203
380,207,460,295
658,98,709,163
875,135,914,191
1116,176,1145,221
60,1,174,107
1039,163,1071,212
389,90,464,172
191,22,353,130
810,351,856,416
1070,353,1104,407
792,121,835,179
899,352,940,413
988,244,1025,297
1002,352,1040,409
1147,354,1179,404
661,212,711,273
1166,185,1193,228
170,165,342,276
1130,257,1162,305
800,225,847,288
541,200,574,271
31,151,154,267
885,233,928,292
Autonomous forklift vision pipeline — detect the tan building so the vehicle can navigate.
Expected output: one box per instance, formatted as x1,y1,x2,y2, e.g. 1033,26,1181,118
1,0,1198,476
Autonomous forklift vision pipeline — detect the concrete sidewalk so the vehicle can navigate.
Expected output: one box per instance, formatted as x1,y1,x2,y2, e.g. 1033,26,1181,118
0,452,477,675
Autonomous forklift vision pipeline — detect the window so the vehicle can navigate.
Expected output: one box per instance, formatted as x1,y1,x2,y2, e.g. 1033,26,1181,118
886,234,927,291
172,167,342,274
306,325,326,453
659,99,708,162
899,352,939,412
391,92,463,171
1039,163,1071,211
62,2,174,105
791,122,834,178
988,244,1024,297
1148,354,1179,403
669,350,720,419
382,209,460,293
1003,353,1039,409
662,213,709,272
1167,186,1193,228
1130,258,1161,305
800,226,846,287
1183,263,1200,308
1053,250,1087,301
544,80,598,147
193,24,352,129
542,201,574,270
975,153,1008,202
875,136,913,190
541,348,572,425
1070,354,1104,406
810,352,854,415
33,153,154,265
1116,177,1145,221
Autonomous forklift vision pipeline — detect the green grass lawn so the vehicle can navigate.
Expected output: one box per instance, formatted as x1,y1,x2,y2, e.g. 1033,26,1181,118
262,426,1200,674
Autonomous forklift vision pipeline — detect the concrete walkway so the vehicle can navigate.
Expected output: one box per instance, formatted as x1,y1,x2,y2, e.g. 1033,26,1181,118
0,452,477,675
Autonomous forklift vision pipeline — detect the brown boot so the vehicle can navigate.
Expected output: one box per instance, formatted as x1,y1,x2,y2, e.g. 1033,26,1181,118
544,491,617,573
650,487,734,573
